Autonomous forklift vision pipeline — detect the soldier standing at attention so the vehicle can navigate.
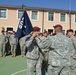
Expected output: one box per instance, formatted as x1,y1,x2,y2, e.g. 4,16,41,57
5,31,11,55
35,24,75,75
26,26,42,75
0,30,8,57
9,31,18,57
67,29,76,75
19,34,31,57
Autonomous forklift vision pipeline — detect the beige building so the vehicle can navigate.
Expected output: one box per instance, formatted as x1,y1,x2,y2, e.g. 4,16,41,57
0,5,76,34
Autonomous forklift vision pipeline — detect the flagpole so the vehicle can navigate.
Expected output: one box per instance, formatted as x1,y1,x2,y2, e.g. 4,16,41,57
22,4,26,10
69,0,71,29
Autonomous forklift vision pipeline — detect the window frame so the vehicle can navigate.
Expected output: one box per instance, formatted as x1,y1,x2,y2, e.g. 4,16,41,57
74,14,76,23
0,8,8,19
30,10,39,21
17,9,24,20
47,11,55,22
59,12,67,23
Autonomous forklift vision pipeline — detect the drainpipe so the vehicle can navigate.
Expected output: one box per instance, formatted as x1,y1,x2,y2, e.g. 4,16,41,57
42,10,44,32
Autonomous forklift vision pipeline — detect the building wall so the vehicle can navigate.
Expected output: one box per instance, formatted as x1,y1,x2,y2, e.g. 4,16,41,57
0,5,76,34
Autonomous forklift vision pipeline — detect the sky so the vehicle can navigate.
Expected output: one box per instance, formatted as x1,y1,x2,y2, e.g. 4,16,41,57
0,0,76,11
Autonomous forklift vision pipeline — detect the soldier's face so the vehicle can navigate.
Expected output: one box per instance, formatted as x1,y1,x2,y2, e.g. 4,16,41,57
67,32,74,37
43,33,48,37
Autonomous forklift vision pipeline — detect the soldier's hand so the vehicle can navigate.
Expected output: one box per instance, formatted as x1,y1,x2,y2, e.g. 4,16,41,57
32,32,38,38
71,55,76,60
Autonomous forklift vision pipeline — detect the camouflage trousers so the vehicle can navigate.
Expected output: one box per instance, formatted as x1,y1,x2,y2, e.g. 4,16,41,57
71,59,76,75
27,57,42,75
20,45,26,55
11,44,16,55
0,44,5,56
47,65,73,75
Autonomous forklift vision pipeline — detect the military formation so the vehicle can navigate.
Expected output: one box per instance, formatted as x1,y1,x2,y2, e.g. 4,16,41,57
0,25,76,75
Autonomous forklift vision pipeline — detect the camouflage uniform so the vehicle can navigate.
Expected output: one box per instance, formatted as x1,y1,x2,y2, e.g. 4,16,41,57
0,34,8,57
36,33,75,75
40,36,49,75
9,34,18,57
19,35,31,57
26,36,42,75
5,32,11,54
70,36,76,75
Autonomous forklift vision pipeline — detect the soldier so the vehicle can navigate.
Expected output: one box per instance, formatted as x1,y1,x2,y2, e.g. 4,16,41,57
5,31,11,55
9,31,18,57
0,30,8,57
67,29,76,75
35,24,75,75
41,31,49,75
25,26,42,75
19,34,31,57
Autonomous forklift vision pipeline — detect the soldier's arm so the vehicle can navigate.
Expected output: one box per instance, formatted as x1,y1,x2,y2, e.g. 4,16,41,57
5,38,8,44
16,38,18,45
3,36,8,44
25,34,31,40
73,38,76,49
36,36,52,49
26,36,34,48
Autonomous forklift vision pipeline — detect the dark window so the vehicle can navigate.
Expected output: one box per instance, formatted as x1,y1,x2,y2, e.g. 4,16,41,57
31,10,38,20
18,10,24,19
60,13,66,22
75,15,76,23
48,12,54,21
48,29,53,34
75,31,76,35
7,27,13,32
0,9,7,18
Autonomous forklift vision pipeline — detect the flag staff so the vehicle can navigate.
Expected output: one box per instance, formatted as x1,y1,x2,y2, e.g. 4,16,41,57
69,0,71,29
22,4,26,10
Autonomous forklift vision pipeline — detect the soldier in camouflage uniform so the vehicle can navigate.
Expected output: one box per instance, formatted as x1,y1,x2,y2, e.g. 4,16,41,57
0,30,8,57
26,26,42,75
41,31,49,75
9,31,18,57
35,24,75,75
67,29,76,75
5,31,11,55
19,34,31,57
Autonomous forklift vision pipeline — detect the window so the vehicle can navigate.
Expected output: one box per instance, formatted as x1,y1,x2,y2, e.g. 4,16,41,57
18,10,24,19
48,12,54,21
0,9,7,19
75,30,76,35
31,10,38,20
75,14,76,23
48,29,53,34
7,27,13,32
60,13,66,22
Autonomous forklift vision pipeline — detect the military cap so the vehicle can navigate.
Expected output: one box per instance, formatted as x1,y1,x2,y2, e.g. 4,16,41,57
67,29,74,32
53,24,63,29
33,26,40,31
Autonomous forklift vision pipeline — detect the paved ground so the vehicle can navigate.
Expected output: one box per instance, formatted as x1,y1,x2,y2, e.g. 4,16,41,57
0,55,27,75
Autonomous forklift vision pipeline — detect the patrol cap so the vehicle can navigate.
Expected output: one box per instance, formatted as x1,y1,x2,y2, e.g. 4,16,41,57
53,24,63,29
33,26,40,31
67,29,74,33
